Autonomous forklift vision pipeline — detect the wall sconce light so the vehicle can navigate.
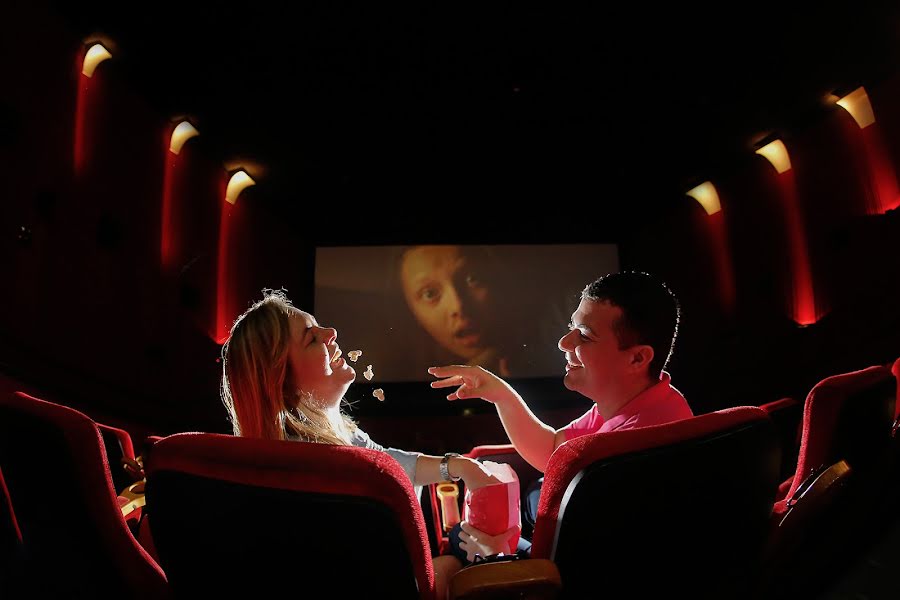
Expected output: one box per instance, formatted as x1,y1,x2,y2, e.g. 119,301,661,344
225,169,255,205
836,87,876,129
837,87,875,129
169,121,200,154
82,43,112,77
755,139,792,174
685,181,722,216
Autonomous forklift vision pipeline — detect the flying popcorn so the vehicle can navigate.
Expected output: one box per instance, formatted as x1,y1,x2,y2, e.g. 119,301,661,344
364,365,374,381
347,350,362,362
373,388,385,401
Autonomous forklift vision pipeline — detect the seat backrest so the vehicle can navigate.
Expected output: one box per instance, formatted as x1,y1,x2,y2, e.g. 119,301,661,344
144,432,435,599
0,466,23,586
760,397,803,484
787,365,895,500
97,422,136,494
0,392,168,599
892,357,900,426
531,407,780,598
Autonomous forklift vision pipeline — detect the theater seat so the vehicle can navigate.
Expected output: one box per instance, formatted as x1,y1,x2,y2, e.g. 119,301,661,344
97,422,137,495
0,467,23,590
144,432,439,599
891,357,900,435
759,397,803,499
529,407,779,598
776,366,894,509
450,408,779,599
0,392,168,599
764,365,896,599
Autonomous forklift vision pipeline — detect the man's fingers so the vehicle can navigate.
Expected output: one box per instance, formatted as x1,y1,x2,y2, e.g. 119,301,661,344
428,365,468,378
430,376,464,389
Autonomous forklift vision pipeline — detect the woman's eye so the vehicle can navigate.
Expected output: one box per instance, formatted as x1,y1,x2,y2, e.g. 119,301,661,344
418,287,440,302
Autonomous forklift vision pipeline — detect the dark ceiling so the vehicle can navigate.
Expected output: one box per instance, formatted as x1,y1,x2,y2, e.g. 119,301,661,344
47,1,900,237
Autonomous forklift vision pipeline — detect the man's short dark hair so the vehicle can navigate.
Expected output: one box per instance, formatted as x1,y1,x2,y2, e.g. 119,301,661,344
582,271,680,379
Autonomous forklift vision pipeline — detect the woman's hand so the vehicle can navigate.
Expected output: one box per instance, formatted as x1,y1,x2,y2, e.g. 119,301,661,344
458,521,519,562
451,457,500,491
428,365,515,405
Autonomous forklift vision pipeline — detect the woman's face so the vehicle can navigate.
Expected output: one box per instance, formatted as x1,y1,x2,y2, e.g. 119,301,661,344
286,309,355,406
400,246,494,360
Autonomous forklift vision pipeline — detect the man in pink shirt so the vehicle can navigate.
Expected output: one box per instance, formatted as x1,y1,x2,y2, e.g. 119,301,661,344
430,271,693,560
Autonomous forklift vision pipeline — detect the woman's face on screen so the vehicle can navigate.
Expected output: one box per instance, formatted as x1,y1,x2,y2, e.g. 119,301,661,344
400,245,495,361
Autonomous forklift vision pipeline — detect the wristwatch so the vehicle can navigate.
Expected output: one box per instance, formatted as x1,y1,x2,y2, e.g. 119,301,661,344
440,452,462,482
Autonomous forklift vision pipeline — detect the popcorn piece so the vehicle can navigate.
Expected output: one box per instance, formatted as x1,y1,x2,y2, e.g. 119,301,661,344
364,365,374,381
373,388,385,402
347,350,363,362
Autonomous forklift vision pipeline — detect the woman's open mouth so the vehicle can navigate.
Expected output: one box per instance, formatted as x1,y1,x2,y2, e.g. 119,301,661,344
453,327,483,348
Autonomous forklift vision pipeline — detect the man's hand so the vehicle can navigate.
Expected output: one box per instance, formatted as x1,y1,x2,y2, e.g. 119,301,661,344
428,365,515,405
458,521,519,563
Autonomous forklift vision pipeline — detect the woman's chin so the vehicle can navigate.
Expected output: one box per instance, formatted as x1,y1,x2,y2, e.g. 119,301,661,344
459,346,497,365
340,367,357,384
328,360,355,377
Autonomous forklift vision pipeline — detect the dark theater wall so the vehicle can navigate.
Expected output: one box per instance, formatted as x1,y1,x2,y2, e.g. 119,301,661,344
2,2,899,453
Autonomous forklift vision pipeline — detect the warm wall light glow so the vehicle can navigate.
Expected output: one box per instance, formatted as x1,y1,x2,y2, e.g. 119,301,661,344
225,170,255,205
169,121,199,154
82,43,112,77
756,139,792,174
836,87,876,129
686,181,722,215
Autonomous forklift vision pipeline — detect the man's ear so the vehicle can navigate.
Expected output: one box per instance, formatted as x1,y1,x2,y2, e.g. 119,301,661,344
629,345,655,373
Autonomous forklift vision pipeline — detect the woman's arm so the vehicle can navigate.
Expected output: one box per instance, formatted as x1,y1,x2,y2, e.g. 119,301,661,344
413,454,498,490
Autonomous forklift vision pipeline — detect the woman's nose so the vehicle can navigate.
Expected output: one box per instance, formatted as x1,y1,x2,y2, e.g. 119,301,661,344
319,326,337,344
444,286,463,316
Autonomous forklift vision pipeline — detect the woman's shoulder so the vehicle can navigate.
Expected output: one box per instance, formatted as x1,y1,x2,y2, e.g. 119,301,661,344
350,427,385,451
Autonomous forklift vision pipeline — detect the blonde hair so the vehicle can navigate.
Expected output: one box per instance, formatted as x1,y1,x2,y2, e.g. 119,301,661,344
221,289,356,445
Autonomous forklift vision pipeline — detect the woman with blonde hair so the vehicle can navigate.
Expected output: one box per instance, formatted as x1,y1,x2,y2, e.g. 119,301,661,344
221,289,489,597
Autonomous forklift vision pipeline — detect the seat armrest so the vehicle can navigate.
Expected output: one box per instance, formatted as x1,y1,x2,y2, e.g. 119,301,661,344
449,558,561,600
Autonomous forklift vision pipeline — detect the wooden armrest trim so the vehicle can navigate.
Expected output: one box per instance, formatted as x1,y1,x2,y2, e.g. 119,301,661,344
450,558,561,600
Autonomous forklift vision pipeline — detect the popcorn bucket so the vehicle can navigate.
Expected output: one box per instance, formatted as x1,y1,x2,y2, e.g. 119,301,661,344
463,461,521,554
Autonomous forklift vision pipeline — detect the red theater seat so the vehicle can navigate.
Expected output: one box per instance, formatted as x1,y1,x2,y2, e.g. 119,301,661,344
0,467,23,589
892,357,900,432
97,422,137,494
773,365,894,515
529,406,778,598
449,408,779,599
765,365,896,598
759,397,803,498
0,392,168,599
144,432,439,599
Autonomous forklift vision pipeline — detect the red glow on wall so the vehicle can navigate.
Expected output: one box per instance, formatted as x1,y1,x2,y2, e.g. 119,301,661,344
160,130,178,270
776,171,818,326
215,177,233,345
861,126,900,213
708,211,736,315
73,73,91,174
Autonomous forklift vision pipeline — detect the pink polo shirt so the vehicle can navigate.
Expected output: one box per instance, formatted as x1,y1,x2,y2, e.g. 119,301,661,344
562,372,694,441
